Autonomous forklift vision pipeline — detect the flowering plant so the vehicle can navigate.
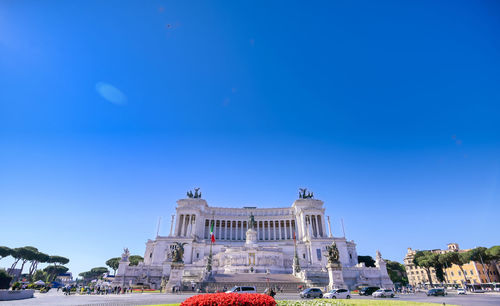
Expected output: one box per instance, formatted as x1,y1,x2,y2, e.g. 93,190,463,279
180,293,276,306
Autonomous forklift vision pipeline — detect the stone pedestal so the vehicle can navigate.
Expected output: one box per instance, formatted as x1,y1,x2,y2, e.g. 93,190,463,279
165,262,184,293
245,228,257,247
327,262,345,290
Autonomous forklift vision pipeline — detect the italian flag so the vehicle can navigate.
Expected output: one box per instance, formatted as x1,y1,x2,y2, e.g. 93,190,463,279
210,221,215,243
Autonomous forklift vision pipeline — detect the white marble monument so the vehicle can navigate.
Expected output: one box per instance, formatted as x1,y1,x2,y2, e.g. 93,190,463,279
113,189,394,290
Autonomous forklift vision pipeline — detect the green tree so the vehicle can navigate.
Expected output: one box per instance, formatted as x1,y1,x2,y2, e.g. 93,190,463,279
128,255,144,266
79,267,110,281
0,269,13,290
32,270,50,283
439,251,468,285
47,255,70,266
486,245,500,276
467,247,492,283
9,248,21,271
413,251,440,287
28,252,50,280
357,255,375,267
385,260,408,286
10,246,38,280
43,265,69,282
0,246,11,261
486,245,500,259
105,257,120,275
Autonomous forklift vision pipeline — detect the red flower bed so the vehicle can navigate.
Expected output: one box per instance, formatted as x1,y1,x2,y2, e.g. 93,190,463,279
180,293,276,306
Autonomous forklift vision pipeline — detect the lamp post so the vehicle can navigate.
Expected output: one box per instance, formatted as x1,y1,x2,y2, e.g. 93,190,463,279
266,270,270,291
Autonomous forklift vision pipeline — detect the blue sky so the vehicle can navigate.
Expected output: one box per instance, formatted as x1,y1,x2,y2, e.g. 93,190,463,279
1,0,499,276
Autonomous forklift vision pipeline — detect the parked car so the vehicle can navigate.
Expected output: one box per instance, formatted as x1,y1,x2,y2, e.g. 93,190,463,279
359,286,380,296
324,288,351,299
427,288,446,296
225,286,256,294
299,288,323,299
372,289,395,298
457,288,466,295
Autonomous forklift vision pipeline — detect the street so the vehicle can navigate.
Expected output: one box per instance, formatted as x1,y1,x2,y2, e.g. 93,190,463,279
2,290,500,306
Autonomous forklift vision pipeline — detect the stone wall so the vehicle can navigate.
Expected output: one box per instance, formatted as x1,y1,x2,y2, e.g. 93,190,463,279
0,289,34,301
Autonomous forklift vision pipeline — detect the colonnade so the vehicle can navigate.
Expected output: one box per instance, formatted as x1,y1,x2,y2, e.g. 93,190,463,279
176,213,325,240
304,214,324,238
176,214,196,237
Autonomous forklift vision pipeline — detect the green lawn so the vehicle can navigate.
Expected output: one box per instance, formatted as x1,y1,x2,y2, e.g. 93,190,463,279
144,300,456,306
277,300,456,306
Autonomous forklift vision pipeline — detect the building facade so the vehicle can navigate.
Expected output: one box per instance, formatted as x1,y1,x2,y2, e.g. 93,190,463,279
404,243,500,288
114,194,393,290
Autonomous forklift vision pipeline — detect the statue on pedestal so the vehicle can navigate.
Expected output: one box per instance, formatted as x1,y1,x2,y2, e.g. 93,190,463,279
325,242,340,265
245,213,258,246
248,213,256,229
121,247,130,262
187,188,202,198
325,241,345,290
171,242,187,263
166,243,187,293
298,188,314,199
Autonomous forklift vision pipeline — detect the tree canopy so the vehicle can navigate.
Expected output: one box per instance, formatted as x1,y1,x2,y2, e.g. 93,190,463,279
486,245,500,260
43,265,69,282
106,257,120,274
413,251,443,286
0,246,11,260
79,267,110,281
128,255,144,266
357,255,375,267
385,260,408,285
47,255,70,265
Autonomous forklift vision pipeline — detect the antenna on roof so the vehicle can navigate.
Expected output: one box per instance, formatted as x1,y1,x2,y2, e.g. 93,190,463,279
341,218,346,238
156,216,162,237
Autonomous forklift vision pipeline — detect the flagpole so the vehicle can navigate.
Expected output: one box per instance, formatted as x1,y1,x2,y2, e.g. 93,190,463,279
292,230,301,274
206,216,214,273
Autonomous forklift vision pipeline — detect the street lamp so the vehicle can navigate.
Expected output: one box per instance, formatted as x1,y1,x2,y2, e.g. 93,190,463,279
266,270,270,291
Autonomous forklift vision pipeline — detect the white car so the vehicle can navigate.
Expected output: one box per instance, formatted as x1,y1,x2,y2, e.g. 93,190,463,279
225,286,257,293
457,288,466,295
324,288,351,299
372,289,395,298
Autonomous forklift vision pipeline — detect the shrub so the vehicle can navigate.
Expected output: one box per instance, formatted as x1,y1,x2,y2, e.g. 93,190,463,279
180,293,276,306
11,281,21,290
0,269,12,290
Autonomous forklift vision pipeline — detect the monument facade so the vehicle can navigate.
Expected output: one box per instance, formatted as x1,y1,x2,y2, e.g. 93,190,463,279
113,189,393,290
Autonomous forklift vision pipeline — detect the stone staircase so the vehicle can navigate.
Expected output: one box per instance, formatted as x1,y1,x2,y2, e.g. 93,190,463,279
200,273,307,293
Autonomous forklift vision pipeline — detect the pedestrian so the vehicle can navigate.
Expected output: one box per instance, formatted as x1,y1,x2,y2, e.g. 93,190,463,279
270,288,276,298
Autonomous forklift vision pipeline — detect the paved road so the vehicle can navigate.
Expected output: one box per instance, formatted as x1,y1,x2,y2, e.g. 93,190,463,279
2,290,499,306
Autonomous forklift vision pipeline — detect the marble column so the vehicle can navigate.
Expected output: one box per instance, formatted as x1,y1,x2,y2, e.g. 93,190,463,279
327,216,333,237
169,214,175,237
300,213,306,239
182,215,188,237
186,215,193,237
278,220,282,240
314,215,320,238
176,215,183,237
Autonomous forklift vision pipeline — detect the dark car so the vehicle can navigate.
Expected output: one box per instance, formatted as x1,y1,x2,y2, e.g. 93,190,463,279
359,286,380,296
427,288,446,296
299,288,323,299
